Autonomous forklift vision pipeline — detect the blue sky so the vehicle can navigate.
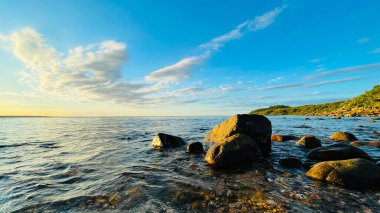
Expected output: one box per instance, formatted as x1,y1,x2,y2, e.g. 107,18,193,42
0,0,380,116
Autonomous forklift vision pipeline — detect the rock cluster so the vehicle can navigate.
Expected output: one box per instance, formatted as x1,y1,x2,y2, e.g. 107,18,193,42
150,115,379,190
204,114,272,168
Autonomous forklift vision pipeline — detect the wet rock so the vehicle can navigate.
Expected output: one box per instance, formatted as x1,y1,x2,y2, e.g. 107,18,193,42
315,118,324,120
279,157,302,168
332,116,341,119
151,133,186,149
294,125,311,129
186,142,204,153
330,132,357,141
271,135,297,142
304,117,310,120
205,114,272,157
350,141,380,148
377,161,380,167
296,135,321,149
307,143,372,161
205,134,262,168
306,158,380,189
372,131,380,138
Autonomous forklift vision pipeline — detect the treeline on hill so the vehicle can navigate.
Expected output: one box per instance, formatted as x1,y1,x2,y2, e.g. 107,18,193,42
250,85,380,116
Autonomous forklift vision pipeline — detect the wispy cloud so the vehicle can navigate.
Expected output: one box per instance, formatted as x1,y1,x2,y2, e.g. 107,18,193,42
146,6,284,83
304,63,380,80
144,55,206,83
256,76,371,91
369,47,380,54
357,37,370,44
309,58,324,63
267,76,283,84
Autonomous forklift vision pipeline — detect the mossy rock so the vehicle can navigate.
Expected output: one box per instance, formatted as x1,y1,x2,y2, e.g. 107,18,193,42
205,114,272,156
330,132,357,141
205,134,262,169
306,158,380,189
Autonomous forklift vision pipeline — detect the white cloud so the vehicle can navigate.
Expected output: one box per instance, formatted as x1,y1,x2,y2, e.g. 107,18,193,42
1,27,154,105
369,47,380,54
256,76,372,91
146,6,284,83
304,62,380,80
247,6,284,31
144,55,205,83
267,76,283,84
2,6,284,107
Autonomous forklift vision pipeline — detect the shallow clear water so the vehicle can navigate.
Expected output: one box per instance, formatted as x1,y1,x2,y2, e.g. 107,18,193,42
0,116,379,212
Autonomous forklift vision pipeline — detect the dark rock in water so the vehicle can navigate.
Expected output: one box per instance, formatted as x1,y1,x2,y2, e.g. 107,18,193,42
332,116,341,119
205,114,272,157
315,118,324,120
186,142,204,153
377,161,380,167
306,158,380,189
279,157,302,168
205,134,262,168
307,143,372,161
330,132,357,141
271,135,297,142
304,117,310,120
351,141,380,148
296,136,321,149
294,125,312,129
372,131,380,138
152,133,186,149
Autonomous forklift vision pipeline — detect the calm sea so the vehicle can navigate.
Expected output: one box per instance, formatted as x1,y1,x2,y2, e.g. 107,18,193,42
0,116,379,212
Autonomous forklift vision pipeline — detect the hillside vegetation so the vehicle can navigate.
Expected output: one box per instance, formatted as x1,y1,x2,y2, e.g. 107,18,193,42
250,85,380,116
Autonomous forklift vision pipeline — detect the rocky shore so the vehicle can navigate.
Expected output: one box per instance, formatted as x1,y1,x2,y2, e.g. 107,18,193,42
151,113,380,211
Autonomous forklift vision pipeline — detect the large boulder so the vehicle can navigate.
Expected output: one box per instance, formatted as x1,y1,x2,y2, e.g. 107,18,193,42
205,134,262,168
330,132,357,141
205,114,272,156
307,143,372,161
296,135,321,149
152,133,186,149
306,158,380,189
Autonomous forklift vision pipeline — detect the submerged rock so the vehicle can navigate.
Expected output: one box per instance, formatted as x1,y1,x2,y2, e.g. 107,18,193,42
186,142,204,153
306,158,380,189
271,135,297,142
330,132,357,141
279,157,302,168
205,114,272,157
205,134,262,168
151,133,186,149
294,125,311,129
350,141,380,148
296,136,321,149
307,143,372,161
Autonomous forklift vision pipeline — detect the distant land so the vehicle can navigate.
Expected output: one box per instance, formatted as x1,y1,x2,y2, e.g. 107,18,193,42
250,85,380,117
